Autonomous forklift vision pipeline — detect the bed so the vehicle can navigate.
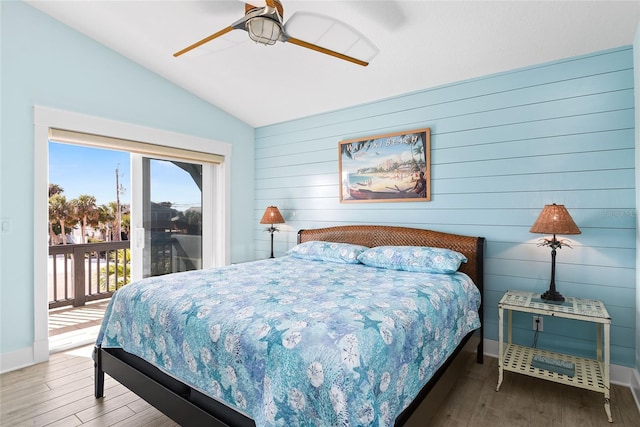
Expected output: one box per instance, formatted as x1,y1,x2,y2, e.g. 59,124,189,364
94,225,485,426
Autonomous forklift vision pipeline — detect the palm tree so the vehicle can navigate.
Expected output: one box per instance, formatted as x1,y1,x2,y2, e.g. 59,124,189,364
413,142,424,163
49,194,73,245
49,183,63,197
48,198,59,245
72,195,97,243
48,184,64,244
119,204,131,240
97,204,116,241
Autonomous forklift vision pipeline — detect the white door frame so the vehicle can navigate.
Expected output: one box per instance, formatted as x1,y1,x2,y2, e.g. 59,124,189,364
33,105,231,363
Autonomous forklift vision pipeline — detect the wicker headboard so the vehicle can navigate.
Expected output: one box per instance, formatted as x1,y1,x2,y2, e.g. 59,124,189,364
297,225,485,291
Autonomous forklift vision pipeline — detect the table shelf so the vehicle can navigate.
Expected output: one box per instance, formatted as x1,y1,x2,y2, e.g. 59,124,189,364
502,343,607,393
497,290,611,422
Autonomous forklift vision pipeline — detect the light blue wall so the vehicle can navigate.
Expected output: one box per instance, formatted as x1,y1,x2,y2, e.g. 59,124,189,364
1,1,636,372
634,22,640,377
0,2,255,355
256,48,636,367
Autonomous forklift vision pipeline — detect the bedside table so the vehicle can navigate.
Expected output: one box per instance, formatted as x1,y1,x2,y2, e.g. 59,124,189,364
496,290,612,422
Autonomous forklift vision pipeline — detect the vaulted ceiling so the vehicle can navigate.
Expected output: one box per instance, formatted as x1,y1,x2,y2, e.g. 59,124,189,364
26,1,640,127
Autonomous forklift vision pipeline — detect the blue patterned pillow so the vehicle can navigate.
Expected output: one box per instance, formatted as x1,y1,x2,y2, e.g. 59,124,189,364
357,245,467,273
287,241,368,264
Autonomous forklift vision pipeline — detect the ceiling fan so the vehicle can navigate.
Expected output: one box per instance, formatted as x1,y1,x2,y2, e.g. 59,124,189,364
173,0,377,67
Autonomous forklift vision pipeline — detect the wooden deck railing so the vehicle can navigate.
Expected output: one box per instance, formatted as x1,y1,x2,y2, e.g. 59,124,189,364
150,236,198,276
48,241,131,309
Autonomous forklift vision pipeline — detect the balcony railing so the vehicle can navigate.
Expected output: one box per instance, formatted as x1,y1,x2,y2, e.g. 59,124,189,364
150,235,199,276
48,241,131,309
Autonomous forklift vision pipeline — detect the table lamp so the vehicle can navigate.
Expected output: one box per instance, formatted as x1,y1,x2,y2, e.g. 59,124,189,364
260,206,285,258
529,203,581,302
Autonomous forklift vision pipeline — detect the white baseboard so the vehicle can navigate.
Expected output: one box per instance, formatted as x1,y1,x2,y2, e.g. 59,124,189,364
0,338,49,374
33,337,49,363
0,346,35,374
631,367,640,416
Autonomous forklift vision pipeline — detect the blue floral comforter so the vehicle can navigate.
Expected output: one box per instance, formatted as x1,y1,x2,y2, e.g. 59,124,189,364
96,256,481,426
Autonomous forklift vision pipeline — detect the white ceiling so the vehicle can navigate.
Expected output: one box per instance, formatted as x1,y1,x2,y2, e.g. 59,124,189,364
26,1,639,128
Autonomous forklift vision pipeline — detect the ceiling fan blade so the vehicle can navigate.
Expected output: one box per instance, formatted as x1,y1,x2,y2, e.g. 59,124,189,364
241,0,267,7
173,26,234,57
286,36,369,67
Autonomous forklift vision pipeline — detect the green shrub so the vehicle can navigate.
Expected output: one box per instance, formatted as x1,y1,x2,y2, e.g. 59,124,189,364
99,249,131,292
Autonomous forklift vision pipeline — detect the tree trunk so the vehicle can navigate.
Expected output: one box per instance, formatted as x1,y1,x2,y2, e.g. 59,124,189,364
60,219,67,245
48,222,57,245
81,217,87,244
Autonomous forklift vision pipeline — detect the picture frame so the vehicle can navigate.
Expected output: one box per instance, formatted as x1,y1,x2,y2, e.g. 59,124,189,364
339,128,430,203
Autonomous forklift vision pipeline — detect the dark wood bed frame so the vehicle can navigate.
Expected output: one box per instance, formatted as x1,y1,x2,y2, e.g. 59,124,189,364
94,225,485,426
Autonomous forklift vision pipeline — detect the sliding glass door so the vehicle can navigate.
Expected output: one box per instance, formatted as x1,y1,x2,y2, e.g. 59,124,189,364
131,155,215,280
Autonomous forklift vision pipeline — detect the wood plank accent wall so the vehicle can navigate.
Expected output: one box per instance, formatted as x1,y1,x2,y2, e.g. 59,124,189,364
254,47,636,367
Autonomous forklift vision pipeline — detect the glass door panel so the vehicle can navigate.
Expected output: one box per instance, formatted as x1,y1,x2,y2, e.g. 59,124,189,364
139,157,203,278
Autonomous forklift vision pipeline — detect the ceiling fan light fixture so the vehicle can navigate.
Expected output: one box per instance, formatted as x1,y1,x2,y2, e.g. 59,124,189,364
246,17,282,45
174,0,372,66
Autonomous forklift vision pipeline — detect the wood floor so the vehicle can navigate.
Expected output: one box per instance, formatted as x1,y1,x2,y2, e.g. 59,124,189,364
1,346,639,426
48,301,110,353
48,301,110,337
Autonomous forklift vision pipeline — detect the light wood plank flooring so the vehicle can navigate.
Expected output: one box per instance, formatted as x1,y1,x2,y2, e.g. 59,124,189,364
1,346,638,426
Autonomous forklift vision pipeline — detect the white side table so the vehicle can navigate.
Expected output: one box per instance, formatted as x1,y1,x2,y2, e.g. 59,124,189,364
496,290,612,422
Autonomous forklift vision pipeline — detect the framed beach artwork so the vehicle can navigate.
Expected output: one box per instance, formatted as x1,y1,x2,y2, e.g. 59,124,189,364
339,128,431,203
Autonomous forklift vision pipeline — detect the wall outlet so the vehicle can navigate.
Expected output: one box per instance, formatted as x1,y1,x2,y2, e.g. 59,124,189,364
532,315,543,332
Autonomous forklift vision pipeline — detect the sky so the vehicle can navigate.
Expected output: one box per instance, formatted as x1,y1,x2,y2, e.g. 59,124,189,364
49,142,201,211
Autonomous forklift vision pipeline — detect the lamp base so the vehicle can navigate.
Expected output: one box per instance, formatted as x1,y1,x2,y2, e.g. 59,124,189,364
540,288,565,302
